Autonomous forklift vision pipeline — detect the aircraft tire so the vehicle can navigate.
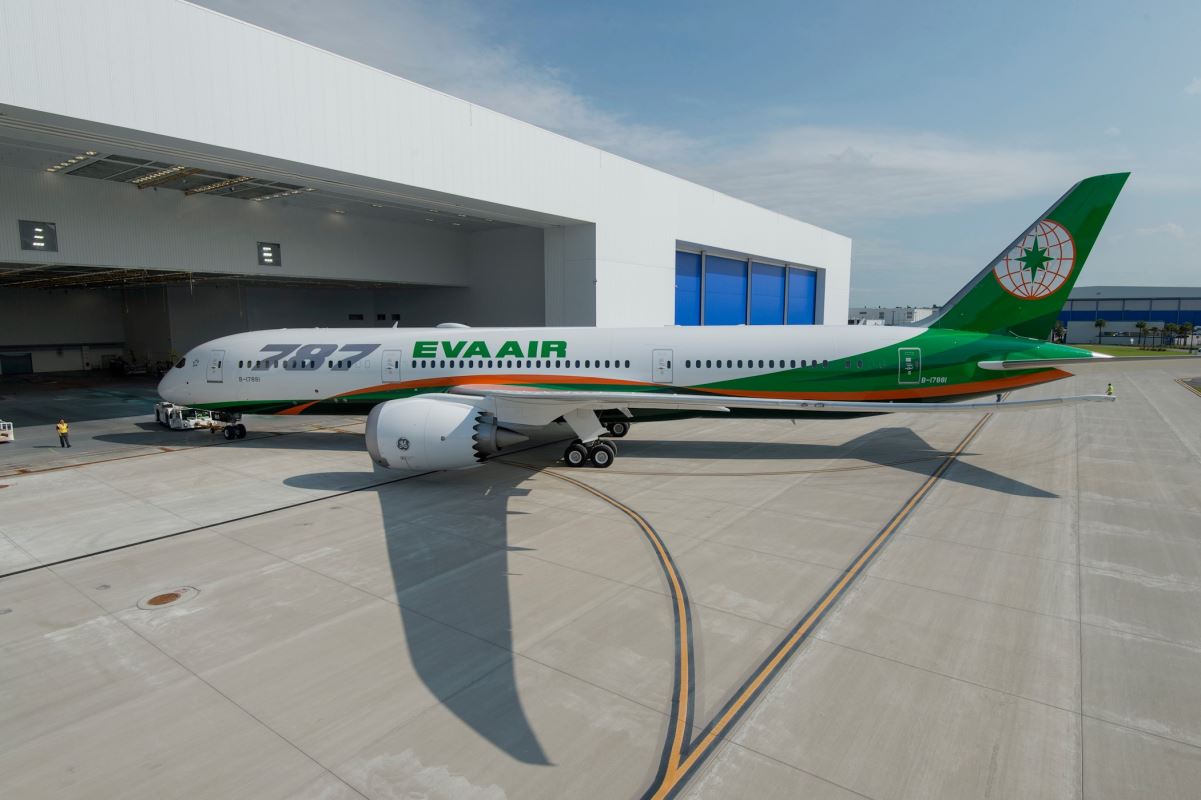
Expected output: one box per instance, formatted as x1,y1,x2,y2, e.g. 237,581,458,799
607,421,629,438
564,442,589,468
235,423,247,439
223,426,237,441
589,441,616,468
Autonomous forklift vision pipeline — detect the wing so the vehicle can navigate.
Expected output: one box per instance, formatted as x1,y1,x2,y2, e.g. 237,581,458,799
448,383,1113,440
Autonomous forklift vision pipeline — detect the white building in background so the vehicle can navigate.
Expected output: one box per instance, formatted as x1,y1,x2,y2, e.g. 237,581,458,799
0,0,850,374
848,306,941,326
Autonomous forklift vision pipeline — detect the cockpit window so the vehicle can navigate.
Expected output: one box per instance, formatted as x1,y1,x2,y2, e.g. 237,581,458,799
175,358,186,369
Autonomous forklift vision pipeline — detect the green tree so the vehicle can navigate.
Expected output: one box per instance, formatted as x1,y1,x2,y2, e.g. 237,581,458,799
1094,318,1107,344
1052,320,1066,343
1180,321,1196,351
1149,325,1161,349
1164,323,1179,348
1135,320,1147,348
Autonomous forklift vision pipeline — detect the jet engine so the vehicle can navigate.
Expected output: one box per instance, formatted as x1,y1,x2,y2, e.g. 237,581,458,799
365,396,528,471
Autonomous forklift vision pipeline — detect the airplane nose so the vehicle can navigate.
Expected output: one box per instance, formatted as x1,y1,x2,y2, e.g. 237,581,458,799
157,369,185,404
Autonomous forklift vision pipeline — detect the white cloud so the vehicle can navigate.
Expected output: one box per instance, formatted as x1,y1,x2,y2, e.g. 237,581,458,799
1103,126,1121,137
1186,77,1201,95
674,126,1097,228
1134,222,1186,239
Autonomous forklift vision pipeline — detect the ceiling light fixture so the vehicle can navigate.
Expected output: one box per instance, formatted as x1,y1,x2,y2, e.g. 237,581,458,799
186,175,252,196
132,165,189,186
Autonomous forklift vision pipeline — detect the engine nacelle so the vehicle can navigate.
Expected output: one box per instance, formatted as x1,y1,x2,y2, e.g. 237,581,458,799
365,396,528,471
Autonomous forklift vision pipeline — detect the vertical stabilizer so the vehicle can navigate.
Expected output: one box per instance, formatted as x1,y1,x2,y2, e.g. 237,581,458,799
926,173,1129,338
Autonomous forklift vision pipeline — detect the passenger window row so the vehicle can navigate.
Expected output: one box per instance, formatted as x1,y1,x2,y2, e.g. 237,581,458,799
682,358,830,369
410,359,633,370
237,359,318,369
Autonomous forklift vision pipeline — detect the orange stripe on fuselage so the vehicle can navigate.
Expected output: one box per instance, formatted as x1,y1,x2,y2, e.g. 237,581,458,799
273,369,1070,414
688,368,1071,400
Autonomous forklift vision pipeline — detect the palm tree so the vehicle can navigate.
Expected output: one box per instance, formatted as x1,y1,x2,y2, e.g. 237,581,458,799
1164,323,1179,348
1094,318,1107,344
1135,320,1147,348
1052,321,1066,343
1180,321,1196,352
1149,325,1161,349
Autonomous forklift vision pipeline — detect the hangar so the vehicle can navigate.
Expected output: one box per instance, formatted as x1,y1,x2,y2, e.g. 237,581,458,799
0,0,850,376
1057,286,1201,345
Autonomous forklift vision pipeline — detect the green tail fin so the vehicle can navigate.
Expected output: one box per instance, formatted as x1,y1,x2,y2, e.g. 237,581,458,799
926,172,1129,338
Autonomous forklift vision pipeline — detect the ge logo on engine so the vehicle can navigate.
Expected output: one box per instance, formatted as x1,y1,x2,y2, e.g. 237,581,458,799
396,438,410,451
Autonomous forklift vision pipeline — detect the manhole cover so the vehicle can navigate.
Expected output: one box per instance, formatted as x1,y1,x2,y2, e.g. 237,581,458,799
137,586,199,610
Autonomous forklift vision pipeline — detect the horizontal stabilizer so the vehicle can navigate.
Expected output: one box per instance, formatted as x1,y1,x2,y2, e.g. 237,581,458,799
980,355,1200,371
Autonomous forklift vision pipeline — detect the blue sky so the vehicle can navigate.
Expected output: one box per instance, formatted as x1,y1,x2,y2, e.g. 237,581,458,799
197,0,1200,306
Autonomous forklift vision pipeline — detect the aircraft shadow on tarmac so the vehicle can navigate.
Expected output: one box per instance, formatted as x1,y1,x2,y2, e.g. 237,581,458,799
285,464,553,765
94,425,367,453
613,426,1056,498
279,424,1052,766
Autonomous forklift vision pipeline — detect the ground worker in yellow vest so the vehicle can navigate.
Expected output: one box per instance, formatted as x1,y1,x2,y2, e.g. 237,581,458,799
56,418,71,448
1106,383,1114,396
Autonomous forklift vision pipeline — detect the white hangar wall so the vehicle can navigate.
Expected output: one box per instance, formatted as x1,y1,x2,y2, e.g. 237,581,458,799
0,0,852,328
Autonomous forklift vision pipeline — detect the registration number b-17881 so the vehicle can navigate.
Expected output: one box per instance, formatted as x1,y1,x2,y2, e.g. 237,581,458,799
919,376,948,384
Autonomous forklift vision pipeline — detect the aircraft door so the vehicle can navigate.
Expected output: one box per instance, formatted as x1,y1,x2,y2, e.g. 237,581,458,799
206,350,225,383
652,348,674,383
897,347,921,385
382,350,401,383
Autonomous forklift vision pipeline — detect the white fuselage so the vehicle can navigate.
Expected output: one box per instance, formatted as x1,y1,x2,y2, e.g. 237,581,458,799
158,325,923,412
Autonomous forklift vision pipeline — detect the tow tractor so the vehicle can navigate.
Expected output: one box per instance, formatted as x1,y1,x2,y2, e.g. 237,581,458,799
154,402,246,439
0,419,13,443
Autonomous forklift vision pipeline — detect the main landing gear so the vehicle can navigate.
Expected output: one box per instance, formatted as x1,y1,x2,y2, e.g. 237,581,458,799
563,439,616,468
604,420,630,438
222,423,247,441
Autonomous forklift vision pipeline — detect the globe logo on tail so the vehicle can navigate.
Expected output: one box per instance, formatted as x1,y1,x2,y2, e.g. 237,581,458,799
993,219,1075,299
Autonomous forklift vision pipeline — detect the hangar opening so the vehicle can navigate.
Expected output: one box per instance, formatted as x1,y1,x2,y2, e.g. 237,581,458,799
0,134,566,375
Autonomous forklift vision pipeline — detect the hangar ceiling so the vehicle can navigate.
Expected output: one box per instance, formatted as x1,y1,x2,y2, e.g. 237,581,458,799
0,116,577,232
60,154,307,201
0,262,411,290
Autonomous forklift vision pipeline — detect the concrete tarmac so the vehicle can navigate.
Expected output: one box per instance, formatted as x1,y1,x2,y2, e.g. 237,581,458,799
1,361,1198,799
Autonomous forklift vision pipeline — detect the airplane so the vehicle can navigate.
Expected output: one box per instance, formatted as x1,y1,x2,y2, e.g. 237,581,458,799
159,172,1151,472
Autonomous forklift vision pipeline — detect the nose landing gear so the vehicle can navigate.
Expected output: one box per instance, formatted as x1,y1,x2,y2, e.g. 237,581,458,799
222,423,247,440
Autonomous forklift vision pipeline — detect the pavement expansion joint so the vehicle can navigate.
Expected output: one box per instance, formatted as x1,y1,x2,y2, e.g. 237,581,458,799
507,410,993,799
